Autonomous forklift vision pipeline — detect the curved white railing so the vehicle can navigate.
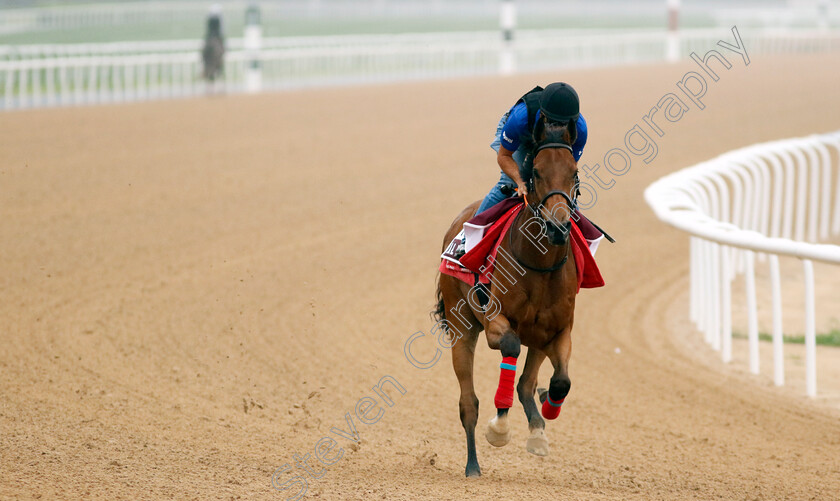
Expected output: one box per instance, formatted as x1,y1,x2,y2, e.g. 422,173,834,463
645,131,840,397
3,28,840,111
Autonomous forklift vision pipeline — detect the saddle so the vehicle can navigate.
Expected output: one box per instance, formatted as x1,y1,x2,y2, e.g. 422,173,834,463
440,199,605,293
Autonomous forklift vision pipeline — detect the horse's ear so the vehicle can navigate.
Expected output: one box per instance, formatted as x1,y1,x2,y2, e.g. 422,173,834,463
533,115,546,142
567,120,577,145
520,153,536,192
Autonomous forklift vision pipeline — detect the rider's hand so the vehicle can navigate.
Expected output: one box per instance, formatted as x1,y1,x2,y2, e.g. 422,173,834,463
516,183,528,198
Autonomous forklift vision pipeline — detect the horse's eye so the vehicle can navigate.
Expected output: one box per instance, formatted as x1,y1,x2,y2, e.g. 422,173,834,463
533,169,541,180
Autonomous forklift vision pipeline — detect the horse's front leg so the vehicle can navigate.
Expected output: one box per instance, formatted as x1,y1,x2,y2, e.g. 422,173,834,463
539,325,573,421
521,325,571,457
517,347,549,456
484,315,520,448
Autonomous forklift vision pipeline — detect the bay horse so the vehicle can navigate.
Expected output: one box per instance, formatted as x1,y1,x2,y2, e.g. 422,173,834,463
201,14,225,92
436,119,580,477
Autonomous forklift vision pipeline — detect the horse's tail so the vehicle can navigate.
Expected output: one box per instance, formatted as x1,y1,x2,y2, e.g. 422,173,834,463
432,275,446,323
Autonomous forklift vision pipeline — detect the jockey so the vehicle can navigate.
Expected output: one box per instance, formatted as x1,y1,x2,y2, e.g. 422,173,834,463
479,82,586,214
477,82,609,255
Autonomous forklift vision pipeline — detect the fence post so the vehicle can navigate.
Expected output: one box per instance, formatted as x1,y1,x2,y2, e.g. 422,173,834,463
812,141,831,240
137,62,146,101
698,241,707,335
818,0,829,32
32,64,41,107
689,237,698,323
781,149,796,239
245,2,263,93
666,0,681,62
87,63,97,104
58,64,68,105
802,259,817,397
44,66,56,107
769,254,784,386
833,136,840,236
793,147,808,242
745,251,759,374
499,0,516,75
20,66,29,109
3,67,14,110
803,145,820,242
721,246,732,362
115,62,124,102
123,62,133,102
150,61,159,99
711,243,721,351
74,65,83,105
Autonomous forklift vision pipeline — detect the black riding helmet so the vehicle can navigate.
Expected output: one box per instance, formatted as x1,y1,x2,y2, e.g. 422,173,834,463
539,82,580,122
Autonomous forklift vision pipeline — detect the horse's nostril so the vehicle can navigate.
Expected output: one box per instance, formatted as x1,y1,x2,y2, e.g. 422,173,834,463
545,221,568,245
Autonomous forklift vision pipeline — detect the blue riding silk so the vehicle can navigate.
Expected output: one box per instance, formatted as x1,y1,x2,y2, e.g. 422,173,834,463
477,103,588,214
496,101,588,162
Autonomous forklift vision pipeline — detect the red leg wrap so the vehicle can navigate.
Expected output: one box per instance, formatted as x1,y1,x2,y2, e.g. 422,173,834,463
494,356,517,409
541,394,565,420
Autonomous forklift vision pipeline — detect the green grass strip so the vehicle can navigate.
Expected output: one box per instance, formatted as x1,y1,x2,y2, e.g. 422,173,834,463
732,329,840,347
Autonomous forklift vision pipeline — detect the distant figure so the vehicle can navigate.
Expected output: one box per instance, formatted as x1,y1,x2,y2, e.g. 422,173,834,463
202,6,225,94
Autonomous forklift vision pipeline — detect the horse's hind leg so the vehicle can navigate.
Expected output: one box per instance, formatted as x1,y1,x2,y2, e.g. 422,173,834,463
442,281,483,477
517,347,550,456
451,320,482,477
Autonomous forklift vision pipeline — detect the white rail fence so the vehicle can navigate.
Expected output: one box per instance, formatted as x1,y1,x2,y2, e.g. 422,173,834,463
0,28,695,61
645,131,840,397
5,1,829,36
2,28,840,111
0,32,520,61
0,1,659,36
0,1,253,35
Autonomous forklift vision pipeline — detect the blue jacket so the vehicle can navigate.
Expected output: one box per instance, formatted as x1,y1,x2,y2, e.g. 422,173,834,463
499,102,587,162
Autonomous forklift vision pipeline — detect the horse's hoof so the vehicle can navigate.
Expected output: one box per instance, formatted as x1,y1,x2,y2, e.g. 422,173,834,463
485,415,511,447
526,428,550,456
465,463,482,478
537,388,548,404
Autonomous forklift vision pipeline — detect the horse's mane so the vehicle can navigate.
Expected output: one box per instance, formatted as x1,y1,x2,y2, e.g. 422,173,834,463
520,118,577,183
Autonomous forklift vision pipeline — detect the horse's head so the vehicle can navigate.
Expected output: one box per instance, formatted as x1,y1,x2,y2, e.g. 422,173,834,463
206,15,222,38
522,118,579,246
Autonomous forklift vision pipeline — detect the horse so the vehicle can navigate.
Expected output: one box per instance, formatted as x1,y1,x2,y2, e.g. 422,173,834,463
201,15,225,93
435,119,581,477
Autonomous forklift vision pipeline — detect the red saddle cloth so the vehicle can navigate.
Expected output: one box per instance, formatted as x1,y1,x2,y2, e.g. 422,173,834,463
439,201,605,292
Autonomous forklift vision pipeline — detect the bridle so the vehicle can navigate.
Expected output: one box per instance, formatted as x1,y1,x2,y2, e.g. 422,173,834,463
525,142,579,215
510,141,579,274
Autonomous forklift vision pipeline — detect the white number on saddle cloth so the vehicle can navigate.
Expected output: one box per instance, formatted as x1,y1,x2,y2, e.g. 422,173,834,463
441,229,466,266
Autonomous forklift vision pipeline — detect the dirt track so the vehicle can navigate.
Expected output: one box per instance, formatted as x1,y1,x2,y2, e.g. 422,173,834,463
2,53,840,500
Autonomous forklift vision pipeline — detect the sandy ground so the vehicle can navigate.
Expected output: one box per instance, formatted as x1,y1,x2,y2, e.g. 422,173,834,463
2,52,840,500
